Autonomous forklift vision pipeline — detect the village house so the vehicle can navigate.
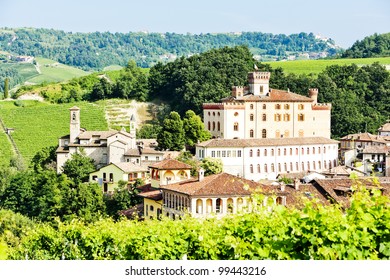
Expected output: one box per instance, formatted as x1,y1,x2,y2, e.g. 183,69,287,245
89,162,149,194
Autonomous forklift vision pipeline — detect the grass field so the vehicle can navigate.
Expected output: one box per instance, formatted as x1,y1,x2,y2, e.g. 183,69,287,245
0,100,108,165
266,57,390,75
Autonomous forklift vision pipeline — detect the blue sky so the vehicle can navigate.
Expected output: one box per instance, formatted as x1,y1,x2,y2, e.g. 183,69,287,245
1,0,389,48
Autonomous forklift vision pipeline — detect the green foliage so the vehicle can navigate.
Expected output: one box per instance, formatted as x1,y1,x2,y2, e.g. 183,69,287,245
148,46,260,114
136,123,161,139
62,152,96,184
157,111,185,151
183,110,211,147
0,28,339,70
30,145,57,172
278,176,294,185
7,181,390,260
3,77,9,99
176,151,199,176
200,157,223,176
342,33,390,58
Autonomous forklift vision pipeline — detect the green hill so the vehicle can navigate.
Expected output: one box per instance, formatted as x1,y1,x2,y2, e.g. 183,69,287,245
266,57,390,75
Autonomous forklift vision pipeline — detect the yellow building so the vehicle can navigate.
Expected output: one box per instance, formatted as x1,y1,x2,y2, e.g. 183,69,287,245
138,158,192,220
89,162,148,194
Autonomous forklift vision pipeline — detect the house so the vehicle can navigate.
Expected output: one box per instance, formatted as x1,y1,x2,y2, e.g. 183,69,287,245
137,158,193,220
203,71,331,140
89,162,149,194
378,121,390,137
339,132,388,166
195,137,339,181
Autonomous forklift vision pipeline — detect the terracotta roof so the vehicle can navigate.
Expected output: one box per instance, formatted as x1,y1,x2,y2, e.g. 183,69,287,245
378,122,390,132
197,137,339,148
160,172,265,196
77,130,117,140
149,158,192,170
232,88,314,103
362,145,389,154
284,184,331,207
112,162,149,173
138,190,163,201
340,132,387,143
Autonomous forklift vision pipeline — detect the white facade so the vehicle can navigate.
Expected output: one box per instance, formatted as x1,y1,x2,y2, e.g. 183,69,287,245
203,72,331,140
196,137,339,181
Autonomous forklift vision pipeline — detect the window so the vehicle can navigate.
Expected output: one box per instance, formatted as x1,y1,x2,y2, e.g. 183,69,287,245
284,104,290,110
301,148,304,155
213,112,215,116
208,112,210,116
145,156,148,161
237,150,242,157
208,122,210,130
307,147,310,154
257,164,261,173
264,164,268,172
103,173,107,181
222,151,226,157
290,162,293,171
250,129,254,138
275,104,281,110
296,162,299,171
276,130,280,138
275,114,281,122
290,148,292,155
318,147,321,154
233,122,239,131
212,122,215,131
260,85,264,93
150,205,154,212
262,104,266,109
284,148,287,156
218,112,220,116
318,161,321,169
262,114,267,121
313,161,316,170
296,148,299,155
262,129,267,138
217,151,221,157
156,156,160,161
250,104,254,109
302,162,305,171
217,122,220,131
298,114,305,121
307,161,310,170
250,114,254,121
298,104,304,110
278,148,281,156
285,130,290,138
211,151,215,157
271,149,274,156
250,164,254,173
271,163,275,172
284,114,290,121
232,150,237,157
324,147,326,153
313,147,316,154
249,149,253,157
227,151,231,157
234,112,239,116
284,163,287,172
257,149,260,157
278,163,281,172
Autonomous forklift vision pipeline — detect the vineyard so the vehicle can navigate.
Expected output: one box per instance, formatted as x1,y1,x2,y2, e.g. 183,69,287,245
267,57,390,74
0,100,108,165
3,184,390,260
0,130,13,166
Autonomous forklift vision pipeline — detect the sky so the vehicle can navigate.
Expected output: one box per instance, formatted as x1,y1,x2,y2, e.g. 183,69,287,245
1,0,389,48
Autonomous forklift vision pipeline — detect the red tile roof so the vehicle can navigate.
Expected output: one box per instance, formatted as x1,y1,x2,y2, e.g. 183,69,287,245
149,158,192,170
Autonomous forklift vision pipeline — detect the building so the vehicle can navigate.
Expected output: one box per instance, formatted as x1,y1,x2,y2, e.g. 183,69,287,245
56,106,137,173
378,121,390,137
203,72,331,140
195,137,339,181
89,162,149,194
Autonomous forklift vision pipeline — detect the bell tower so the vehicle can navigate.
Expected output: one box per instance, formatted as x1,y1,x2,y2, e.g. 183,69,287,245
69,106,80,144
129,114,136,138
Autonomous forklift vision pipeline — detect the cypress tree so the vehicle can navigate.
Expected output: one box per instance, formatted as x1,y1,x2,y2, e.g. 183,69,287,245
4,78,9,99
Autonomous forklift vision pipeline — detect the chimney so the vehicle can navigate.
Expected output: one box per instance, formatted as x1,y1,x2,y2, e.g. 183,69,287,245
198,168,205,182
294,178,300,191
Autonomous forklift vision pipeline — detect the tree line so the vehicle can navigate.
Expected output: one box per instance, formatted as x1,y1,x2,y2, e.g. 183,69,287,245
342,32,390,58
0,27,340,70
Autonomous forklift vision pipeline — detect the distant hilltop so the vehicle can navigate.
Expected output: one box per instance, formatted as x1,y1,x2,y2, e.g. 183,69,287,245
0,27,342,70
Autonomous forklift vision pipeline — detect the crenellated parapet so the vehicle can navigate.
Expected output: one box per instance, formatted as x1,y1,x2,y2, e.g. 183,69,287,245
312,103,332,110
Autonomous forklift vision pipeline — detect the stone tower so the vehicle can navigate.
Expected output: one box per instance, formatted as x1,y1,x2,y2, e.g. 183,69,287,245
308,88,319,103
248,72,270,96
129,114,136,139
69,106,80,144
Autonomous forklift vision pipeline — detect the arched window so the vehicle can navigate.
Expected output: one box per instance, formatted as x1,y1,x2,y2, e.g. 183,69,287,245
257,164,261,173
307,147,310,154
318,147,321,154
313,147,316,154
262,129,267,138
276,130,280,138
275,114,281,122
296,148,299,155
324,147,326,153
250,129,254,138
217,122,220,131
271,163,275,172
257,149,260,157
307,161,310,170
284,114,290,121
271,149,275,156
250,104,254,109
250,114,254,121
290,162,293,171
301,148,304,155
313,161,316,170
289,148,292,155
262,104,266,109
250,164,254,173
234,122,239,131
264,164,268,172
302,162,305,171
298,104,304,110
278,148,281,156
262,114,267,121
285,130,290,138
284,148,287,156
284,104,290,110
318,161,321,169
275,104,281,110
298,114,305,121
208,122,210,130
264,149,268,156
250,149,253,157
278,163,281,172
284,163,287,172
212,122,215,131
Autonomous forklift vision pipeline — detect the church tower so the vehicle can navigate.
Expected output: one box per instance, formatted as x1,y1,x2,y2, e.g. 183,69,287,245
248,72,270,96
69,106,80,144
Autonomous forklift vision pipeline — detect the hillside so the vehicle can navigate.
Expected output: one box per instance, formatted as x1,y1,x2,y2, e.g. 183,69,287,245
266,57,390,75
342,32,390,58
0,27,342,70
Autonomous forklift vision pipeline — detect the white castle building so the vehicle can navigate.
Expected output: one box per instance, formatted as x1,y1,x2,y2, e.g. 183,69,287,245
197,71,338,181
203,72,331,139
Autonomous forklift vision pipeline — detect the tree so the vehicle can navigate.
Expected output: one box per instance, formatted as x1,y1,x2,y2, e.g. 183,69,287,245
30,146,57,173
136,124,161,139
62,152,96,184
176,151,199,176
200,157,223,176
4,78,9,99
156,111,185,151
183,110,211,147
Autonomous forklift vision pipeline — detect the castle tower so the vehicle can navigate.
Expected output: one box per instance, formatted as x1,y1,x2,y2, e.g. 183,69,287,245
69,106,80,144
248,72,270,96
308,88,319,103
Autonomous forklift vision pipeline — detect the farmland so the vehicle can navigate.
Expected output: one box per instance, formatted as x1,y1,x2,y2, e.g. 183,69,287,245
0,130,13,166
0,100,108,165
266,57,390,75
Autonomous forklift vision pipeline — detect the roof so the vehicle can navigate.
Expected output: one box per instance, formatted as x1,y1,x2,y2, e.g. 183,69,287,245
197,137,339,148
231,88,314,103
340,132,387,143
378,122,390,132
149,158,192,170
77,129,133,140
125,147,164,156
160,172,265,196
111,162,149,173
362,145,389,154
